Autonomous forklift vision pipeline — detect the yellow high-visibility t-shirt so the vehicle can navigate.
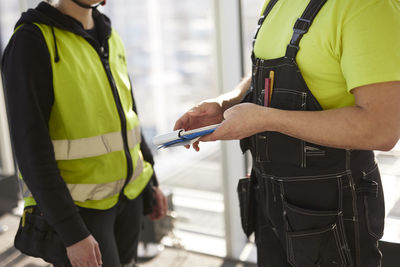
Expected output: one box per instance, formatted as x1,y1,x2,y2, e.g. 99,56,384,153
254,0,400,109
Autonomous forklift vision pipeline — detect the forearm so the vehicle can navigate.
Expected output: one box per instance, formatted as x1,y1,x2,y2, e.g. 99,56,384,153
208,81,400,152
140,134,159,187
266,106,399,151
216,74,251,111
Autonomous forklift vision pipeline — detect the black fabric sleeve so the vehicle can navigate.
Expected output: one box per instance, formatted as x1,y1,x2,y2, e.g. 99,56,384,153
1,24,90,247
129,77,159,187
140,134,159,187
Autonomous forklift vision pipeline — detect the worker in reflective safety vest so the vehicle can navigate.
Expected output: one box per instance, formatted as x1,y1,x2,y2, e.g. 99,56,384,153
1,0,167,266
174,0,400,266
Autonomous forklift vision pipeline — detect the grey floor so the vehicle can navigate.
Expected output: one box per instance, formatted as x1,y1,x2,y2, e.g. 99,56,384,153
4,146,399,267
0,213,256,267
0,146,258,267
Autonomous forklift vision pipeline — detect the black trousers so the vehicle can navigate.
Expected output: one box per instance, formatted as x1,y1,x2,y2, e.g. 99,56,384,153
59,194,143,267
253,163,384,267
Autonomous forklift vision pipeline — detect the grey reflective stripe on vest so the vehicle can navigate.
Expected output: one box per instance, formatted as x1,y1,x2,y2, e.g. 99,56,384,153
52,126,141,160
67,156,144,202
23,155,144,202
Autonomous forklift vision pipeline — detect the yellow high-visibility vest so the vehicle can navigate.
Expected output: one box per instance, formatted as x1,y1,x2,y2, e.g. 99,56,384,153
22,23,153,209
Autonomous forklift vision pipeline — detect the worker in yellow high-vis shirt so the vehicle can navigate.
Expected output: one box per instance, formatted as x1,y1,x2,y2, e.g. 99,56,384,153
174,0,400,266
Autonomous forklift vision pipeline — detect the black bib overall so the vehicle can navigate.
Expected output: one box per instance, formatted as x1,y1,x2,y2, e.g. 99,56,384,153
240,0,385,266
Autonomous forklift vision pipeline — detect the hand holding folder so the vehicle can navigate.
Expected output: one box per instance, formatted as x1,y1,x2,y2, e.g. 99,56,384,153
152,123,221,149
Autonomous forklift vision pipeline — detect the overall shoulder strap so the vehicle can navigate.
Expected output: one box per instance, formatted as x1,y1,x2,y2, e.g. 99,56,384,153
285,0,327,59
251,0,279,63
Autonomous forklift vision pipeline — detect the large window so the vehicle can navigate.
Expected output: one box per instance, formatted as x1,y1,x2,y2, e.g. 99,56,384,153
0,1,19,177
1,0,234,257
0,2,20,51
103,0,226,256
0,78,14,177
241,0,264,75
377,145,400,243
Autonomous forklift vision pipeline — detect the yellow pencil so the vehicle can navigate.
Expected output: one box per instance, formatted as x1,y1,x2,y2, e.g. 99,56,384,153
269,70,274,105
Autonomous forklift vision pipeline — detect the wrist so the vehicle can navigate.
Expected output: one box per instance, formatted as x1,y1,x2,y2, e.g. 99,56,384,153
221,80,252,112
53,212,90,247
215,95,240,113
259,106,279,133
220,98,234,112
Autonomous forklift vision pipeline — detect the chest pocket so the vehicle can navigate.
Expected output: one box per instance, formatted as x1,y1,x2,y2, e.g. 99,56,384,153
254,70,309,168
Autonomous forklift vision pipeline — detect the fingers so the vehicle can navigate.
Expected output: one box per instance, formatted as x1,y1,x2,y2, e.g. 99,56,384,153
192,141,200,152
174,115,188,131
154,191,163,220
150,206,162,220
199,132,217,142
149,197,159,220
174,103,212,131
149,209,158,220
88,253,100,267
70,254,100,267
159,193,168,219
149,188,169,220
94,243,102,266
173,107,200,130
163,193,168,214
72,252,100,267
67,235,102,267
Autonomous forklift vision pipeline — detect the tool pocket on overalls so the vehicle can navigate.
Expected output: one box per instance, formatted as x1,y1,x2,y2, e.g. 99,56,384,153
281,173,351,267
14,206,68,265
357,164,385,239
237,177,256,237
284,201,347,267
267,88,307,167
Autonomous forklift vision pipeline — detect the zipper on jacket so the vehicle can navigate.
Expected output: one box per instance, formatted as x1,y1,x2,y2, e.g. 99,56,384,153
98,43,134,194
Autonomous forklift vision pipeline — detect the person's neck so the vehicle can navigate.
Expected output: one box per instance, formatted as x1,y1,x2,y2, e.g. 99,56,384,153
56,1,94,30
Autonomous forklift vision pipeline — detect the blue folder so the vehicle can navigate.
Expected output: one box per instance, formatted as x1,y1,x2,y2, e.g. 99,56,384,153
152,124,220,149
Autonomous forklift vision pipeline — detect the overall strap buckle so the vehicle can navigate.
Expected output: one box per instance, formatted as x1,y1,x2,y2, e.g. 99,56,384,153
285,44,300,60
285,0,328,59
293,18,312,39
286,18,312,58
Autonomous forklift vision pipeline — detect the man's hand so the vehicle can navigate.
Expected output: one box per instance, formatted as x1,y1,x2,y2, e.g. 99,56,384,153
173,76,252,151
66,235,102,267
150,186,168,220
201,103,267,141
174,100,225,151
174,100,224,131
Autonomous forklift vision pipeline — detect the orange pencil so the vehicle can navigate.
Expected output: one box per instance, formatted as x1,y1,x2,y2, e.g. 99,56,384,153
269,70,274,105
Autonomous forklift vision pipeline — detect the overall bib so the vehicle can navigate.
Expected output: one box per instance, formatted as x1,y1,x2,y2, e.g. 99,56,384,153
240,0,385,266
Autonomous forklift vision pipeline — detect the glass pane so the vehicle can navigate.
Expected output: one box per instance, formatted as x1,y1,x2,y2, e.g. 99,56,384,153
0,81,10,176
239,1,265,262
241,0,265,75
0,1,20,177
377,142,400,243
0,2,20,52
103,0,225,255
